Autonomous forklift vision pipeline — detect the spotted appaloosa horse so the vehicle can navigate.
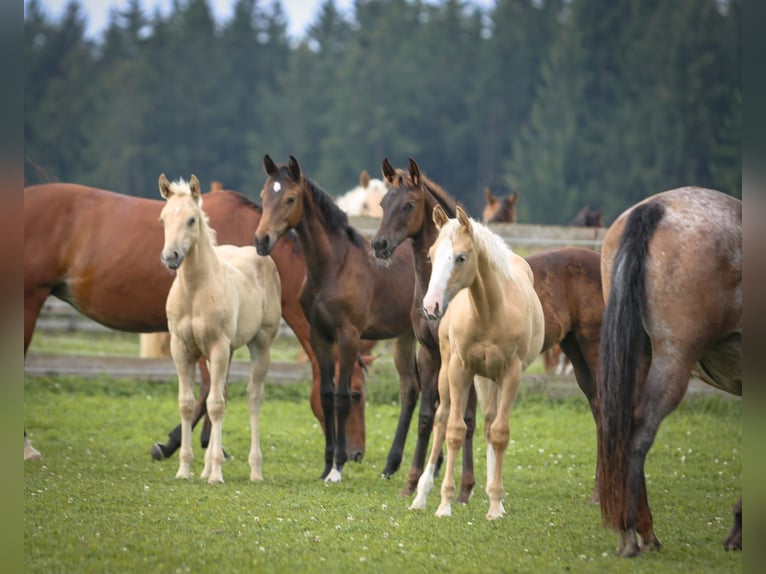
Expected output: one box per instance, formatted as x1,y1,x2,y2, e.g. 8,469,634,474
598,186,741,556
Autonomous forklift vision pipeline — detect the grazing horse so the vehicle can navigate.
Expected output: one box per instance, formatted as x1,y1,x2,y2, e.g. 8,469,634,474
371,159,604,502
336,169,388,217
598,186,742,556
482,186,518,223
23,182,368,461
411,205,545,519
159,174,281,483
254,155,419,482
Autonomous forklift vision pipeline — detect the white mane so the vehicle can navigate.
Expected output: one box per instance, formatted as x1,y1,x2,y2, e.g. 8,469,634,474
443,216,516,281
167,178,217,245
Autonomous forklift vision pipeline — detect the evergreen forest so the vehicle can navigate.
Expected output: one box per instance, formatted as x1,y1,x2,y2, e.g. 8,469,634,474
24,0,741,223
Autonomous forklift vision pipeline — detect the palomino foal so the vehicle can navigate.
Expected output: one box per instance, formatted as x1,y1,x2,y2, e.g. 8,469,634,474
159,174,281,484
411,205,544,519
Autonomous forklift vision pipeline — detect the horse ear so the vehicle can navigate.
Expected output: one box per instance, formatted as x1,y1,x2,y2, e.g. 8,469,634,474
484,186,497,205
263,155,278,176
158,173,171,199
433,204,449,229
189,175,201,201
408,158,420,186
510,191,519,204
288,155,302,182
382,158,396,183
360,170,370,189
456,205,471,231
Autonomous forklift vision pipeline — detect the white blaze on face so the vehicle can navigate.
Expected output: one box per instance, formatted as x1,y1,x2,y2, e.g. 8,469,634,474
423,235,454,317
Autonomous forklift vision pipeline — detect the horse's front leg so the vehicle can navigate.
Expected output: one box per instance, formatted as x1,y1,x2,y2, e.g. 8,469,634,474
458,383,477,504
326,326,361,483
246,332,273,481
436,362,473,517
484,365,521,520
311,330,337,480
170,336,197,480
410,356,451,511
201,344,231,484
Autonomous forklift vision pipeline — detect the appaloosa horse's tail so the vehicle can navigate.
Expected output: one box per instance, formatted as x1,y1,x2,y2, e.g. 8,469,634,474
597,201,665,530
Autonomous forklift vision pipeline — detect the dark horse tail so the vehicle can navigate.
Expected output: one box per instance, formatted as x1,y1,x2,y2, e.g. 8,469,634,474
597,201,665,530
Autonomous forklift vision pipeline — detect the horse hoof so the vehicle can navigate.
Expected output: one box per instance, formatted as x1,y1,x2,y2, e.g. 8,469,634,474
151,443,167,461
324,468,342,483
399,484,415,497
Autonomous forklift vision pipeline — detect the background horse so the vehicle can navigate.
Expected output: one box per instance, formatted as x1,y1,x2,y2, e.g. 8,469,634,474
255,155,419,483
372,159,604,502
159,174,281,483
598,186,741,556
23,182,368,461
336,169,388,217
412,205,544,519
482,186,518,223
570,206,604,227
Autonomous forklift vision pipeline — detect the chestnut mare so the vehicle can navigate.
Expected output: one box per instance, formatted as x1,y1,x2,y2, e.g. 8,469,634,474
482,186,518,223
371,159,604,502
254,155,419,483
412,205,545,519
159,174,281,483
598,187,741,556
23,182,368,461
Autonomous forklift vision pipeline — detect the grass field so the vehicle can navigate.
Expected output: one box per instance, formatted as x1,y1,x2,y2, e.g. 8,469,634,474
25,330,742,572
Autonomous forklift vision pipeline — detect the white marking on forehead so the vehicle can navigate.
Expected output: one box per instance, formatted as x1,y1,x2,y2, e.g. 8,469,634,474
427,236,455,295
273,182,282,193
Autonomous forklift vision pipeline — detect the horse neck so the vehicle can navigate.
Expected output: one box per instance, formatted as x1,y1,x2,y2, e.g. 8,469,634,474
466,251,506,322
294,189,343,282
413,188,455,294
176,224,222,290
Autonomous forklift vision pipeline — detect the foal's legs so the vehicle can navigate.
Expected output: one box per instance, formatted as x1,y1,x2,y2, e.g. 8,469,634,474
246,333,272,481
382,329,419,479
200,343,231,484
171,336,198,480
410,357,451,511
485,363,521,520
311,330,338,481
436,364,474,517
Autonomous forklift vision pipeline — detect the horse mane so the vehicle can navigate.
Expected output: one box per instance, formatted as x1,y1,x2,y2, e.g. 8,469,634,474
169,179,217,246
303,175,367,248
395,168,458,217
446,216,516,280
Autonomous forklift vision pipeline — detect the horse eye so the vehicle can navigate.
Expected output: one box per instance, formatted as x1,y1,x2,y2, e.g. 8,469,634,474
286,196,296,206
403,202,413,213
456,254,466,264
187,217,196,227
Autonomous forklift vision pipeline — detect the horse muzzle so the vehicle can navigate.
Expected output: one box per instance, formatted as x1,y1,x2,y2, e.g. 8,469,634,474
254,233,275,256
161,250,184,270
371,237,393,260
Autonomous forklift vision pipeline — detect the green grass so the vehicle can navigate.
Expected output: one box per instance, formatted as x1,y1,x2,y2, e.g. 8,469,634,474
25,372,742,573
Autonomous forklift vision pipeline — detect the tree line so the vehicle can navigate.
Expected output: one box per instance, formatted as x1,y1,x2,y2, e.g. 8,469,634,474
24,0,741,224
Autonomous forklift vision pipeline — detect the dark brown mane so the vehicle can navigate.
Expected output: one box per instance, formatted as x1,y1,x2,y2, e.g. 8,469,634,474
303,175,367,249
395,168,458,217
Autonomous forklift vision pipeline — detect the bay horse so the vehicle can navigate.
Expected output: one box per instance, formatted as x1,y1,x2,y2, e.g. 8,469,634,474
412,205,545,519
371,159,604,502
159,174,281,483
23,182,368,461
598,186,742,556
254,155,419,483
482,186,518,223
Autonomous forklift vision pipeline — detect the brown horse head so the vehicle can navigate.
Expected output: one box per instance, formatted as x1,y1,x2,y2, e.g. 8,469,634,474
482,186,518,223
255,155,304,255
372,157,429,259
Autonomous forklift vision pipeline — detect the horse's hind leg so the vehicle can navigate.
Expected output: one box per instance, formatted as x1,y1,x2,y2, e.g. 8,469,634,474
171,340,197,479
457,384,477,504
724,497,742,551
246,333,273,481
383,330,419,480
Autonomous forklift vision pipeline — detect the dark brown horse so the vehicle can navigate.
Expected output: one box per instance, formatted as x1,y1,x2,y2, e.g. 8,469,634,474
23,183,368,461
254,155,419,482
570,206,604,228
598,186,741,557
371,159,605,503
482,186,518,223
